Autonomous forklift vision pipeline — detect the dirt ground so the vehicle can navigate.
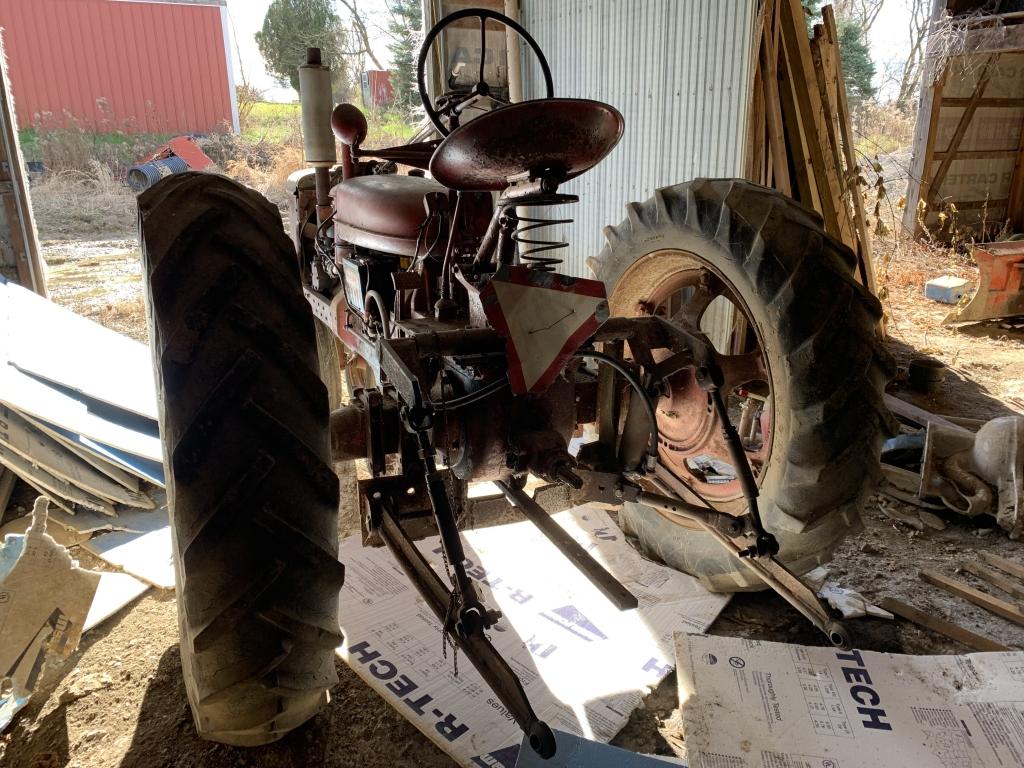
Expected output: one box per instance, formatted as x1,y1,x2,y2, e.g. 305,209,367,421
2,233,1023,767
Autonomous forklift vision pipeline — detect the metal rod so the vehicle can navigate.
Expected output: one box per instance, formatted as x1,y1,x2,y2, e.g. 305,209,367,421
496,481,639,611
375,507,550,743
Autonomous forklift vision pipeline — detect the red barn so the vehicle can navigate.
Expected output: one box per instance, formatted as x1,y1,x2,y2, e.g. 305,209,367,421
0,0,238,134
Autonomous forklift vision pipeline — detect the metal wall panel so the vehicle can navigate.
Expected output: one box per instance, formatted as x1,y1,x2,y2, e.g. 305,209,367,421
519,0,757,279
0,0,236,134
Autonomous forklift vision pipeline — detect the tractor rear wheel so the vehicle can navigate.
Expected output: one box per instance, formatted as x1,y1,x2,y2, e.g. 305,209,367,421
139,173,344,745
590,179,896,592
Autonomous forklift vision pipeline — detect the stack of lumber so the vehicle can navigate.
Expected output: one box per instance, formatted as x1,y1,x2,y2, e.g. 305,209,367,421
747,0,877,297
0,275,164,521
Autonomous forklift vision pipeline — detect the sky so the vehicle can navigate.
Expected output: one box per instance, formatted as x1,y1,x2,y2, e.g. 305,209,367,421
225,1,918,103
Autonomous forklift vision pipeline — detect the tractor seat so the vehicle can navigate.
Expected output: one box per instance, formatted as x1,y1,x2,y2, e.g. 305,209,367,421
429,98,624,192
333,174,445,244
332,174,491,257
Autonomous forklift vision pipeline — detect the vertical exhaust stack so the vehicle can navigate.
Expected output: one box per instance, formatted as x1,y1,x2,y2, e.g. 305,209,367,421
299,47,336,224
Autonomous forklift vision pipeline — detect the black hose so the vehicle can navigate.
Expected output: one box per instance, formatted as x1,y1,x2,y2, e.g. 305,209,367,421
431,378,509,411
574,351,660,462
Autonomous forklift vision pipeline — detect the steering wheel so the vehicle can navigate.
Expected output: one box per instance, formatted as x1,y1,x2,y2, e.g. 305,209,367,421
417,9,554,137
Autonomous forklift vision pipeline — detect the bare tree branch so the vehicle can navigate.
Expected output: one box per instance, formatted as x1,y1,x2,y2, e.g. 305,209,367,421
896,0,930,108
337,0,384,69
834,0,887,37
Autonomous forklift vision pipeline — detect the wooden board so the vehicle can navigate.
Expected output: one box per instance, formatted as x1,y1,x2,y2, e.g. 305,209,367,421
21,413,141,492
920,569,1024,627
0,443,116,515
961,561,1024,601
981,551,1024,581
878,597,1009,652
0,361,162,464
0,405,154,508
1,278,156,419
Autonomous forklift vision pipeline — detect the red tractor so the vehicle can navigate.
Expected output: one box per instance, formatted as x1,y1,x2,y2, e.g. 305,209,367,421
138,9,893,758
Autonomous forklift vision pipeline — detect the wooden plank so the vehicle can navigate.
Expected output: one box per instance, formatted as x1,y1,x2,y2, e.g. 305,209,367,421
777,28,818,209
0,405,154,508
941,96,1024,108
932,148,1018,160
920,569,1024,627
878,597,1009,652
1007,104,1024,232
981,551,1024,581
760,0,791,196
823,6,877,296
16,411,141,492
961,561,1024,601
0,362,162,464
778,0,854,246
0,443,116,515
2,278,158,421
884,393,972,433
926,54,999,210
0,39,46,296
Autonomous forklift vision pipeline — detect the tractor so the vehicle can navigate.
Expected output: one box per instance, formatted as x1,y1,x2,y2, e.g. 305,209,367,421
137,8,893,759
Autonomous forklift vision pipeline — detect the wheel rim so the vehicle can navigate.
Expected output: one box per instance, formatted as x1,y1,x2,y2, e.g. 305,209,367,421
609,249,775,504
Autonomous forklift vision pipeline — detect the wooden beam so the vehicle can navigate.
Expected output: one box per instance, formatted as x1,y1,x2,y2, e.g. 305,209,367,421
920,569,1024,627
760,0,791,196
926,54,999,210
0,34,46,296
961,561,1024,601
1007,104,1024,232
915,65,948,236
941,96,1024,108
878,597,1009,652
823,6,878,296
778,0,855,246
932,148,1018,160
777,31,818,209
884,393,972,433
981,551,1024,581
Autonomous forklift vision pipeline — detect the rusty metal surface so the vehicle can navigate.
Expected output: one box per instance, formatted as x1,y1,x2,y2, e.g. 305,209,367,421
945,241,1024,324
429,98,624,191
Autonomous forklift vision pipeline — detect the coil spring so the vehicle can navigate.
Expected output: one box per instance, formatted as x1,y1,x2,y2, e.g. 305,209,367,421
511,200,574,271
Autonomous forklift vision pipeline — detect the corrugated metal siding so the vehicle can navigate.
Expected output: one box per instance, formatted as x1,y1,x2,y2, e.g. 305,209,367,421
0,0,235,134
519,0,757,279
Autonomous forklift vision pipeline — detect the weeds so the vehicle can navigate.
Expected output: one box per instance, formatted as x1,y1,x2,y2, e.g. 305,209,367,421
27,102,419,239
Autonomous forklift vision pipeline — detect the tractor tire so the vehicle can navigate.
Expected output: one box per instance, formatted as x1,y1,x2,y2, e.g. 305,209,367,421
589,179,896,592
138,172,344,745
315,319,345,411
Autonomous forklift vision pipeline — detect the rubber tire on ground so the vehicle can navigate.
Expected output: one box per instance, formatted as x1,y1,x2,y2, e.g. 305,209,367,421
589,179,897,592
139,172,344,745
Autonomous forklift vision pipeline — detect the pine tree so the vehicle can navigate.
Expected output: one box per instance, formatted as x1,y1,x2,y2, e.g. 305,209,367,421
386,0,423,114
836,18,876,103
803,1,876,104
256,0,349,95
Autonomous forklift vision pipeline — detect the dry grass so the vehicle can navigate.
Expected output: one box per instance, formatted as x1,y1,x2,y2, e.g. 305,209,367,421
31,162,138,240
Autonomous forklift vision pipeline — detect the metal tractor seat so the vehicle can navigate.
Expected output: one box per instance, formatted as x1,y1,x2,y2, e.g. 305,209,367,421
430,98,624,191
332,174,447,256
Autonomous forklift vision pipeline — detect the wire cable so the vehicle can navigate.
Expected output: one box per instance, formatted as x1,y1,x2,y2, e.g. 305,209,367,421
574,351,660,462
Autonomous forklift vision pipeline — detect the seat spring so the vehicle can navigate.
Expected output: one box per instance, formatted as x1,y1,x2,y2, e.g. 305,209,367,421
512,208,573,272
